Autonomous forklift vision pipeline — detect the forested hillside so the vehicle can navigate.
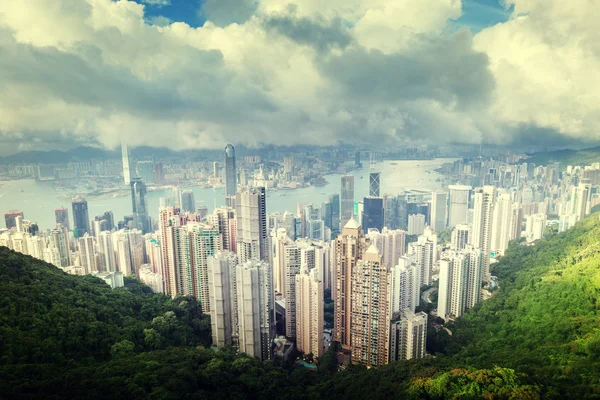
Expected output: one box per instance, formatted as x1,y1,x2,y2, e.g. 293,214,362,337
3,213,600,398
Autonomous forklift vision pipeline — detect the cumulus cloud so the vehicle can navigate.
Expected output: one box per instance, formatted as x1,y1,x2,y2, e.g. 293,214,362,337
0,0,598,155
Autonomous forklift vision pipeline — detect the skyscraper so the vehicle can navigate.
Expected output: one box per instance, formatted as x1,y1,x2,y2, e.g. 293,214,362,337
236,259,274,361
368,227,406,268
430,191,448,232
98,231,116,272
235,187,267,263
471,186,496,282
448,185,472,228
188,223,221,313
4,211,24,229
350,246,391,367
131,177,150,234
329,194,340,238
121,142,132,185
181,190,196,213
340,176,354,224
55,208,70,229
296,266,324,358
207,251,238,348
369,172,381,197
389,310,427,361
490,193,513,256
78,234,97,274
72,196,90,238
225,144,237,207
333,218,368,350
362,197,384,232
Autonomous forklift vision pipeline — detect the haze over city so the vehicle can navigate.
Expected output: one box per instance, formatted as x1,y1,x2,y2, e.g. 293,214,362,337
2,1,600,399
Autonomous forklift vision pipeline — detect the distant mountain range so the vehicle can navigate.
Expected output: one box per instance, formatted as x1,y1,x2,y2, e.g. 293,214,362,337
527,145,600,166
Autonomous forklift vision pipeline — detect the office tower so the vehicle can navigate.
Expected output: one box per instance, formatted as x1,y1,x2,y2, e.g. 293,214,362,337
72,196,90,238
368,227,406,268
340,176,355,224
78,234,97,274
136,160,155,184
448,185,472,228
355,151,361,168
235,187,267,263
354,200,364,226
389,310,427,361
121,142,132,184
408,213,426,235
390,256,418,314
471,186,496,282
55,208,70,229
153,163,165,185
131,177,150,234
213,162,219,178
350,246,391,367
188,223,221,313
333,219,369,350
207,251,239,348
363,197,384,232
4,211,24,229
407,233,436,287
296,267,324,358
430,191,448,232
207,207,237,252
306,219,325,241
369,172,381,197
97,211,115,231
49,225,71,267
490,193,513,256
236,259,275,361
98,231,116,272
328,194,340,238
181,190,196,213
451,224,470,251
225,144,237,207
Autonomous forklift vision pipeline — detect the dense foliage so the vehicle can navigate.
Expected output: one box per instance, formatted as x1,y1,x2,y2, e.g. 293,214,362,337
4,212,600,398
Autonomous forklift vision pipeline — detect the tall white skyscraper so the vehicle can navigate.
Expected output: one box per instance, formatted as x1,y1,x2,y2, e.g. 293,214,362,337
98,231,116,272
207,251,238,348
389,310,427,361
121,142,132,185
438,247,483,319
283,242,301,339
430,191,448,232
295,266,324,358
408,214,426,235
448,185,471,228
407,234,435,287
471,186,496,283
490,193,513,256
390,256,418,314
451,224,470,251
236,259,275,361
340,175,355,224
236,187,267,263
78,234,97,274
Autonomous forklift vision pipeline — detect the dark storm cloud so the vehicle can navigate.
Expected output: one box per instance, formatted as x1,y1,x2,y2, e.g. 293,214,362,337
319,30,495,109
263,12,353,52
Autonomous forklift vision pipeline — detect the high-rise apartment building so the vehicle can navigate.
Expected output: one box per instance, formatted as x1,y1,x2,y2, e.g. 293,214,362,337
390,255,418,314
389,310,427,361
49,225,71,267
207,251,238,348
188,222,221,312
206,207,237,252
98,230,116,272
333,218,368,350
350,246,391,367
72,196,90,238
408,213,426,235
451,224,470,251
295,267,324,358
340,176,355,224
407,233,436,287
471,186,496,283
438,247,483,319
236,187,267,263
430,191,448,232
367,227,406,268
78,234,97,274
225,144,237,207
448,185,471,228
236,259,274,361
490,193,513,256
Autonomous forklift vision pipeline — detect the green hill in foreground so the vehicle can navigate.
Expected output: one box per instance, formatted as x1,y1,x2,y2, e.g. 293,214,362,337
3,213,600,398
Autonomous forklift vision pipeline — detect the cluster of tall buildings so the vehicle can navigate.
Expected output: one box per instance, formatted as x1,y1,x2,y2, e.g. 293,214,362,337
5,145,600,367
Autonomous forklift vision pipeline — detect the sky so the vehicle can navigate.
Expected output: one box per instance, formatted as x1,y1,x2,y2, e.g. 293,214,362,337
0,0,598,155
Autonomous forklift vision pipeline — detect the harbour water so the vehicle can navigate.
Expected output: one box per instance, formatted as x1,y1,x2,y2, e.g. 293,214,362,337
0,159,454,230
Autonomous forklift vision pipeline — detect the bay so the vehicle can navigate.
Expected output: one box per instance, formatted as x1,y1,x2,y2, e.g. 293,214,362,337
0,159,454,230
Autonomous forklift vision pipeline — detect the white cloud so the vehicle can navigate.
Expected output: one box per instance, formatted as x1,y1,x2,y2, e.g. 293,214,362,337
0,0,597,154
